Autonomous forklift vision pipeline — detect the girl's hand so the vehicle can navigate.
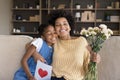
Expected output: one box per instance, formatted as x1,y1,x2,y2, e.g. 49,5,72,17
29,76,36,80
33,52,46,63
38,54,46,63
91,52,101,63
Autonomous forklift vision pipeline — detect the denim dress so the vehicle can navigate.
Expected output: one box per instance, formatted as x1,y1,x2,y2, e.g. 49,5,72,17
13,40,53,80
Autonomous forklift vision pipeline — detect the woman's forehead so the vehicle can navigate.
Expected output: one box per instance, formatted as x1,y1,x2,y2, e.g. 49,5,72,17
55,17,68,23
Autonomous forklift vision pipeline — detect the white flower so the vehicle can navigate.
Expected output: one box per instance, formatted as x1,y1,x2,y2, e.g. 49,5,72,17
80,28,89,36
107,29,113,35
80,24,112,40
101,28,108,34
94,27,99,30
99,24,107,30
89,31,97,35
104,33,110,39
94,27,101,33
88,27,94,32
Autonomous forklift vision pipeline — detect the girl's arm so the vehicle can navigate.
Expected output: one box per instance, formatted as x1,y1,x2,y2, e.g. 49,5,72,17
26,38,46,63
33,51,46,63
25,41,46,63
21,45,36,80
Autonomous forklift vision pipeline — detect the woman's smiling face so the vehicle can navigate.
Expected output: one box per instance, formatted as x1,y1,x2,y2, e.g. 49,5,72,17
55,17,71,37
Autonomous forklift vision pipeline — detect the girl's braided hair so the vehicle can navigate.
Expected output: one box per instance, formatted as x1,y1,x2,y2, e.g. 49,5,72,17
38,24,53,37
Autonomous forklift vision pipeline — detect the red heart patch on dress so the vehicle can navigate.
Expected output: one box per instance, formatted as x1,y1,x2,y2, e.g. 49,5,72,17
38,68,48,78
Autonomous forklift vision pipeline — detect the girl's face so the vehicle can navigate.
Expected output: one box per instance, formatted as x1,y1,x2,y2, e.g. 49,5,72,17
55,17,71,37
42,25,57,46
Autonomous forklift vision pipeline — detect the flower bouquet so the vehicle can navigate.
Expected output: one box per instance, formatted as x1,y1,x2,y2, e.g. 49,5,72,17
80,24,113,80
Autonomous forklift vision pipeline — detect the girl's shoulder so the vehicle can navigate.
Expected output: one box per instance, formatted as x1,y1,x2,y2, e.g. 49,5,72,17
34,37,43,41
32,38,44,43
31,38,44,52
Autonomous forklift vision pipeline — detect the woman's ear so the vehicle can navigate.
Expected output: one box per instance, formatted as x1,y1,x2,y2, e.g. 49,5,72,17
69,26,71,32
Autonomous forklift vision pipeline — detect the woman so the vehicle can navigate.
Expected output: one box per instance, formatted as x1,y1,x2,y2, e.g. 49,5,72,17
48,10,100,80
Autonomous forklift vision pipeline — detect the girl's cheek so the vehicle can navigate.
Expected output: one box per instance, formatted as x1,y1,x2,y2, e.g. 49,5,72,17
55,29,59,33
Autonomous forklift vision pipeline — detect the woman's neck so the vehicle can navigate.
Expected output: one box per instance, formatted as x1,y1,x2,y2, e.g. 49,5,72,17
59,35,71,40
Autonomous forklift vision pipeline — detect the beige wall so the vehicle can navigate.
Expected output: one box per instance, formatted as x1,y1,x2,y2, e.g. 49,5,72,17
0,0,12,35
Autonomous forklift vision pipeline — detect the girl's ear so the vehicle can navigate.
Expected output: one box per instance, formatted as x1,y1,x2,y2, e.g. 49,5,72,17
41,35,45,40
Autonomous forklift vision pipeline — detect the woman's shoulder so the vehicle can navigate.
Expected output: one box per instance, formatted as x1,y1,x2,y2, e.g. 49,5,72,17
71,36,86,41
78,36,88,45
78,36,86,40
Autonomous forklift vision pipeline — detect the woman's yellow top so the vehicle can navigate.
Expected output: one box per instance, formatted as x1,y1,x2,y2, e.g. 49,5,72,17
52,36,90,80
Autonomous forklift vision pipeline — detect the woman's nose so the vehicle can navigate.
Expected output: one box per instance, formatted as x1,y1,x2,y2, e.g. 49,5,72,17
59,24,65,29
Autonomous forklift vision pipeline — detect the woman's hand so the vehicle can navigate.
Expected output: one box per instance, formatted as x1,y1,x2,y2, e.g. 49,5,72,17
91,52,101,63
87,45,101,63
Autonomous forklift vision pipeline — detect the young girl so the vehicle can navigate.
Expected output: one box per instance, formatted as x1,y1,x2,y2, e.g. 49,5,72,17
14,24,57,80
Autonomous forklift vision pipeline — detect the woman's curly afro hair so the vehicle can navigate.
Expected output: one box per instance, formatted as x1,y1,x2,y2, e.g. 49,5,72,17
48,10,75,35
